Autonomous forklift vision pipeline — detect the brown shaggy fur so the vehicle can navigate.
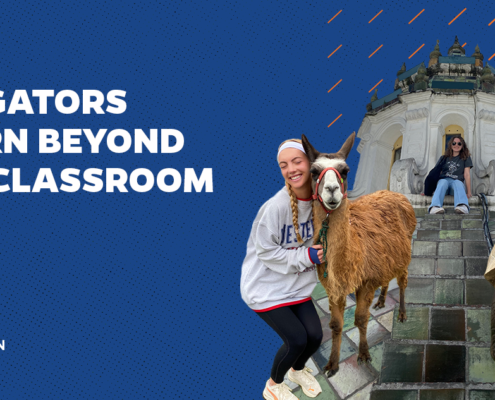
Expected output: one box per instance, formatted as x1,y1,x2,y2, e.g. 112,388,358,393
302,132,417,377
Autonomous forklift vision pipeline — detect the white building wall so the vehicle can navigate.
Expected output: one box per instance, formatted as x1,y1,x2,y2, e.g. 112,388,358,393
350,91,495,198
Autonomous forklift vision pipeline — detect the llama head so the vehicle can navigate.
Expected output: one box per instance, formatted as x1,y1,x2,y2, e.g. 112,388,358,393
301,132,355,211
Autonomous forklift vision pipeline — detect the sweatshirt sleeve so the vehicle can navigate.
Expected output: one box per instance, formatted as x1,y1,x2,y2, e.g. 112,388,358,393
255,222,314,274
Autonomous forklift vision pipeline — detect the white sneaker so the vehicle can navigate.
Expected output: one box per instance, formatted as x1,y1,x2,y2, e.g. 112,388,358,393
455,205,469,214
288,367,322,398
429,206,445,214
263,380,299,400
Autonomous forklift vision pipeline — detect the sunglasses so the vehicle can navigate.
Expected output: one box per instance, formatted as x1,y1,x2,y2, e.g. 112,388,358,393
452,142,462,146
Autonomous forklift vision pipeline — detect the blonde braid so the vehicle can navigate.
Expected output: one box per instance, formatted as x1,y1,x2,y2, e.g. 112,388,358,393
286,182,304,244
278,138,309,244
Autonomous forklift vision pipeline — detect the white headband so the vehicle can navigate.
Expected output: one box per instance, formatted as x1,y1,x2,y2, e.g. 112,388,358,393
277,142,306,161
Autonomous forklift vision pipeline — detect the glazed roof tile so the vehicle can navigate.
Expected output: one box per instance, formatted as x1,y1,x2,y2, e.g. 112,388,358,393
397,63,422,81
371,88,402,110
439,56,476,64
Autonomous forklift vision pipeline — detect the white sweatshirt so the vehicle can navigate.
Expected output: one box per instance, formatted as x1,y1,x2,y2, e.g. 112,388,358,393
240,187,318,312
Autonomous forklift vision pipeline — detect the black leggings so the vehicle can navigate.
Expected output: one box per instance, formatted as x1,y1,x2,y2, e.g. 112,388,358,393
257,300,323,383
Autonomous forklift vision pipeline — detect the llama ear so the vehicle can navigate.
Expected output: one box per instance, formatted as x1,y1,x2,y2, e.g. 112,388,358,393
301,134,320,163
336,132,356,160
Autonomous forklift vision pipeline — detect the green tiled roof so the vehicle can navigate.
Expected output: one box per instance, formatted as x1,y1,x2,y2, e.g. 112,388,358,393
489,64,495,75
371,88,402,110
439,56,476,64
397,63,422,81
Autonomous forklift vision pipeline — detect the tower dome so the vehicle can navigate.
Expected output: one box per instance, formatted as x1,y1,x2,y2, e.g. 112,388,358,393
472,44,484,68
448,36,465,56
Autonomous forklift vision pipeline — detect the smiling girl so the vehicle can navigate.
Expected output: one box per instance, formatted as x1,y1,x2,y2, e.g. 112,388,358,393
241,139,324,400
428,136,472,214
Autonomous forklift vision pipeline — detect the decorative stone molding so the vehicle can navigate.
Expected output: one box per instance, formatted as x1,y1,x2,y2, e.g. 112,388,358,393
399,90,432,105
479,109,495,122
357,118,372,139
372,140,394,151
405,108,429,121
476,92,495,107
431,95,475,106
390,158,423,195
367,103,407,124
431,107,474,127
357,134,371,153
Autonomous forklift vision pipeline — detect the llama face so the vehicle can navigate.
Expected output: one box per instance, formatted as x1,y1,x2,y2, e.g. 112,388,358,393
301,132,355,210
312,158,349,210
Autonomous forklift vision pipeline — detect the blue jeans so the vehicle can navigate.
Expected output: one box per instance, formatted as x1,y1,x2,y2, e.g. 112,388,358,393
428,178,470,212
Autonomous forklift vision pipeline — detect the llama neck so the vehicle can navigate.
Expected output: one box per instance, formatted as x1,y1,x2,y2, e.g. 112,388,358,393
314,199,352,265
314,199,363,300
327,200,350,249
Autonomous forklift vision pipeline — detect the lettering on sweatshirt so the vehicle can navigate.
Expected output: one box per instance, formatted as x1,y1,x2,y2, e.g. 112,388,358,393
280,219,314,245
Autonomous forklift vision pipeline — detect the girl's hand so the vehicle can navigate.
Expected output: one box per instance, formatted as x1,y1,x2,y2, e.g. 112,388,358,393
311,245,324,263
467,191,472,198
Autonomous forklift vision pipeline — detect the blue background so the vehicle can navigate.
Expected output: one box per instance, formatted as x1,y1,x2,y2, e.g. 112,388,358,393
0,0,494,398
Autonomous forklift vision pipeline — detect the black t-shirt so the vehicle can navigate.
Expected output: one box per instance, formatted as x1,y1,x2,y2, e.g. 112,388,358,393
439,155,473,182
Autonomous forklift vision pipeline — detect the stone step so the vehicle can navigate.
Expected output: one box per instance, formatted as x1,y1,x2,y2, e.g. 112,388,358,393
370,216,495,397
419,219,483,230
372,299,495,391
375,340,494,388
405,277,494,306
422,207,482,214
408,257,488,277
388,305,491,343
416,229,485,241
417,208,495,219
424,213,483,220
412,241,489,257
415,207,481,215
371,388,495,399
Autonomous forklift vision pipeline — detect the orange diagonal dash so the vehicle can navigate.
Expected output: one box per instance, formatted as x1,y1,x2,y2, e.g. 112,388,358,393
489,53,495,61
462,43,467,47
369,10,383,23
369,79,383,93
328,10,342,24
489,18,495,26
409,9,425,24
449,8,467,25
328,44,342,58
327,114,342,128
369,44,383,58
409,43,425,59
328,79,342,93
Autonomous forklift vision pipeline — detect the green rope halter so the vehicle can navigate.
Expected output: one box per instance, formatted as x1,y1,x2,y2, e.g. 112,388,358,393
315,214,329,278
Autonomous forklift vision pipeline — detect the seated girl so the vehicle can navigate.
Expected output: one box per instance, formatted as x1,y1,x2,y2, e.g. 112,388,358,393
429,136,472,214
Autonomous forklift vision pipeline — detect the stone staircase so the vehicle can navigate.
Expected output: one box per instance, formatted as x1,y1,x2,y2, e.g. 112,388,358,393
371,207,495,400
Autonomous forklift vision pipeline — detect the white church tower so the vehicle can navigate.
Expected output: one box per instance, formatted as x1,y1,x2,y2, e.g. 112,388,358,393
350,37,495,206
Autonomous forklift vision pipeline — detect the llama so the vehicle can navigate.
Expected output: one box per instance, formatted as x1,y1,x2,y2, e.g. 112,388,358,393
302,132,416,377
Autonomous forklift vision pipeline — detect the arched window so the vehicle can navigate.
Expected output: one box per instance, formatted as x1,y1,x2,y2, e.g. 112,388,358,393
443,125,464,151
387,136,403,190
